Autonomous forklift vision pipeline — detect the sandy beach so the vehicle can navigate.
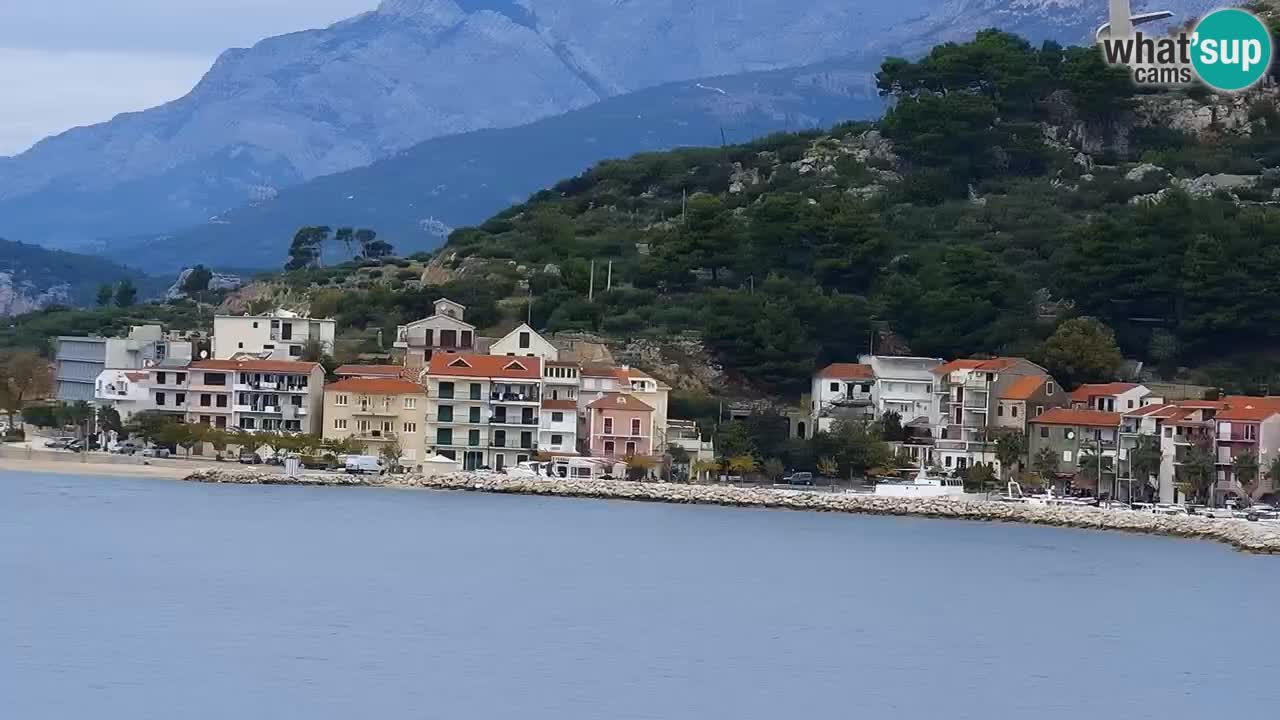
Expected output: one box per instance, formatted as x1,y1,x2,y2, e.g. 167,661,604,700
0,448,272,480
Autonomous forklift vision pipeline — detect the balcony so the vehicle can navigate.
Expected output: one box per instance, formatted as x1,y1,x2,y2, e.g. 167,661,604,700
235,404,281,414
354,404,397,416
356,430,396,442
830,392,872,407
490,416,539,427
490,391,540,404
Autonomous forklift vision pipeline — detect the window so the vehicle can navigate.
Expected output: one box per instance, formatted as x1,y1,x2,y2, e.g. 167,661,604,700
263,345,275,351
216,395,228,408
1035,405,1043,417
238,342,244,349
468,429,481,447
830,382,840,392
382,421,394,434
631,418,641,436
552,412,564,422
1246,424,1258,440
551,434,563,445
334,419,348,430
440,449,456,460
335,394,348,406
436,429,453,446
291,395,302,407
403,422,418,434
404,397,417,410
1046,382,1055,395
252,321,259,329
438,405,454,422
604,441,615,455
158,372,167,385
1040,426,1049,438
206,373,226,386
176,373,186,384
997,405,1004,417
1011,405,1018,418
201,394,211,407
604,417,614,434
461,330,473,347
945,456,953,467
470,383,482,400
281,323,293,341
441,329,457,347
625,441,637,455
1062,450,1073,463
357,420,370,433
469,407,481,423
520,432,532,449
438,382,454,399
519,331,531,349
494,430,506,448
289,346,301,357
241,417,256,430
156,392,166,406
1128,399,1135,409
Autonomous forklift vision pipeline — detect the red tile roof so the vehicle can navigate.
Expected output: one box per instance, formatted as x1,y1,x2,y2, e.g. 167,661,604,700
1069,383,1141,402
817,363,875,380
427,353,541,380
542,399,578,411
933,358,1018,375
192,359,321,373
586,392,654,411
325,378,425,395
1031,408,1123,428
1218,402,1280,422
1000,376,1045,401
1223,396,1280,410
334,364,404,378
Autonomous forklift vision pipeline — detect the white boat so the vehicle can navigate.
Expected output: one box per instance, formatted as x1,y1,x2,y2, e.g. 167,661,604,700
874,466,968,499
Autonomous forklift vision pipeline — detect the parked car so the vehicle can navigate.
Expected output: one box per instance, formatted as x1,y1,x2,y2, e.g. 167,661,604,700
301,454,339,471
238,450,263,465
783,471,816,486
344,455,386,475
109,441,143,455
140,447,172,458
43,436,77,449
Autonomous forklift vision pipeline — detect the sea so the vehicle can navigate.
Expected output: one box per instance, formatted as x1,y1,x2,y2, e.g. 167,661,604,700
3,469,1278,719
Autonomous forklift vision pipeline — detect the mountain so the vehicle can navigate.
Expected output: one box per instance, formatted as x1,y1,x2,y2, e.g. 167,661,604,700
0,0,1210,255
0,239,159,316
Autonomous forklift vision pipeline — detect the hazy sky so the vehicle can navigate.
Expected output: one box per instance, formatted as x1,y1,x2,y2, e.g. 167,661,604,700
0,1,377,156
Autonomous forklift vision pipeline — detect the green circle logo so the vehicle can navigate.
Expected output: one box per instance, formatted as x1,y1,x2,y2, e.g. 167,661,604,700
1191,8,1273,92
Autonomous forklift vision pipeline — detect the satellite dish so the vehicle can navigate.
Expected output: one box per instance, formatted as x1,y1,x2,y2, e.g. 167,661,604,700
1066,431,1076,440
200,350,209,359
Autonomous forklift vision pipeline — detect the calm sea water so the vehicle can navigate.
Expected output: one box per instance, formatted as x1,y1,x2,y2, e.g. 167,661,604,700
3,470,1278,719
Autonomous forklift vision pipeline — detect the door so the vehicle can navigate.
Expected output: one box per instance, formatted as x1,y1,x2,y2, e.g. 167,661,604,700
494,454,505,471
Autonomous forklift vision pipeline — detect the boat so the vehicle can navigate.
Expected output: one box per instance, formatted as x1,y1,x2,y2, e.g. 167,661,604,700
873,465,969,499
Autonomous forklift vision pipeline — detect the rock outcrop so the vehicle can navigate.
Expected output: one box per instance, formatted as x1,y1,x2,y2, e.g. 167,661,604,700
185,469,1280,554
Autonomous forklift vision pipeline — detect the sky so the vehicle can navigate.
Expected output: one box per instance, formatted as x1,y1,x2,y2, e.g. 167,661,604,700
0,0,377,156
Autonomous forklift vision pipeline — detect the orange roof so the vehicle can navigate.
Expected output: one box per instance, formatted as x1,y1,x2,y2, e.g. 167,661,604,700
1223,396,1280,410
427,353,541,380
1125,403,1174,418
1000,375,1045,401
818,363,875,380
586,392,654,411
1069,383,1140,402
1031,408,1122,428
1218,402,1280,422
542,399,578,411
933,357,1017,375
334,364,404,378
325,378,425,395
192,359,321,373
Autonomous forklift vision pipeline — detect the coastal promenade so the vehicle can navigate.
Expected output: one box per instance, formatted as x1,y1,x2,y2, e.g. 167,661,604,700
184,468,1280,555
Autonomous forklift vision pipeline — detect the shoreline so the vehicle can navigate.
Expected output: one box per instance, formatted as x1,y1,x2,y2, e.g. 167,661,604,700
0,453,272,481
181,468,1280,555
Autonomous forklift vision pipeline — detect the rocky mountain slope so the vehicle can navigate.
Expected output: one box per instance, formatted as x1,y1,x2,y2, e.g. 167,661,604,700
0,239,159,316
0,0,1210,254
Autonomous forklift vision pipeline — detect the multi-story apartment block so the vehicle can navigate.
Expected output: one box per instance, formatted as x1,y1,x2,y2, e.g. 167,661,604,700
189,359,325,434
323,377,427,468
580,364,670,447
933,357,1061,471
212,310,335,360
1070,383,1155,413
424,353,542,471
396,298,476,366
93,369,150,420
666,419,716,480
543,361,581,403
490,322,560,360
861,355,943,424
56,325,182,402
1213,399,1280,504
539,399,579,455
1117,401,1223,503
810,363,876,434
1028,408,1122,495
585,392,655,459
145,359,194,421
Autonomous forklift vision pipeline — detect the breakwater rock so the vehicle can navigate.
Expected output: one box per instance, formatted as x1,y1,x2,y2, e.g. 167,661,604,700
183,469,1280,554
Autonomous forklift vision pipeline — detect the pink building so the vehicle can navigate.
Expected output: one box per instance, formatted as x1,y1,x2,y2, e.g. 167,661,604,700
586,392,654,458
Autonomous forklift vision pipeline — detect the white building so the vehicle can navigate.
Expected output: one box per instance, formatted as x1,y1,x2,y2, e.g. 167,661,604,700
810,362,876,434
55,325,180,402
212,310,335,361
1070,383,1157,413
539,399,579,455
395,298,476,366
489,323,560,360
93,369,150,420
860,355,943,424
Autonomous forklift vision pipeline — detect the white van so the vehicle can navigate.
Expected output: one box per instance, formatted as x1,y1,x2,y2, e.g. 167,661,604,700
344,455,386,475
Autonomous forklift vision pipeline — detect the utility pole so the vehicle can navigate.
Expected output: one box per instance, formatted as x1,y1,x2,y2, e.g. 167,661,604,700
606,261,613,292
682,188,688,226
527,284,533,325
588,260,595,302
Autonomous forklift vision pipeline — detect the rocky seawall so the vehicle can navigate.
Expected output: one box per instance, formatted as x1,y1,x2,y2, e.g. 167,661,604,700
184,469,1280,554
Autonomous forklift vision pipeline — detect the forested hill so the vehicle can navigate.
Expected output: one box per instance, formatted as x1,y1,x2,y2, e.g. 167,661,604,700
0,239,158,317
424,29,1280,393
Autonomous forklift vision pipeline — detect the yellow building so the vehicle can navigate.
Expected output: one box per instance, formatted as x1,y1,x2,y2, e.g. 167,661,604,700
322,377,427,469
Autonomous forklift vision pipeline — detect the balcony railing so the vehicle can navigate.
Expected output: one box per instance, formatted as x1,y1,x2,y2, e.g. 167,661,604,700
490,417,538,426
490,391,540,403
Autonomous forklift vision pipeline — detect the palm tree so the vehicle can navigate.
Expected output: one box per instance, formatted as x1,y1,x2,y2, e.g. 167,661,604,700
1127,434,1163,502
1176,440,1216,505
1032,447,1058,491
1232,450,1260,505
995,430,1027,484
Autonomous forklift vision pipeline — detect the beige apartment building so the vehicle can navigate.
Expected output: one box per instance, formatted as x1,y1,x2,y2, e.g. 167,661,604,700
189,359,326,434
323,377,428,467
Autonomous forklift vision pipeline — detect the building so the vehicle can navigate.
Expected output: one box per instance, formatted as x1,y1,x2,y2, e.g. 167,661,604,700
580,364,671,449
1214,399,1280,503
93,369,150,420
933,357,1061,472
1070,383,1155,413
666,419,716,481
334,364,407,379
423,352,542,471
55,325,176,402
395,298,476,366
211,310,335,360
323,377,427,468
188,359,325,434
810,363,876,434
143,359,195,421
539,399,579,455
861,355,943,424
489,323,559,360
585,392,655,459
1028,408,1122,495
